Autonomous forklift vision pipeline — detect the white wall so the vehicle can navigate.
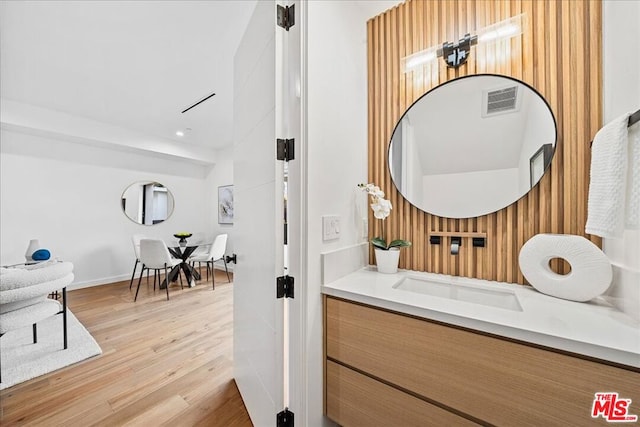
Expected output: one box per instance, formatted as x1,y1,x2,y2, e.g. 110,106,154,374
1,98,217,165
205,146,235,264
0,128,214,288
601,0,640,320
403,120,425,202
304,1,398,425
517,90,557,194
423,167,520,218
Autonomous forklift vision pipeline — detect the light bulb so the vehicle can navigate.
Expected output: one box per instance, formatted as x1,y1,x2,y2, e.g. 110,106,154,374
478,23,521,43
402,46,438,72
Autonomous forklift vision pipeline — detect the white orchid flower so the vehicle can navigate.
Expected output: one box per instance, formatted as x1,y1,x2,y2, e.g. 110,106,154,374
371,198,391,219
369,185,385,198
357,182,411,251
360,183,385,199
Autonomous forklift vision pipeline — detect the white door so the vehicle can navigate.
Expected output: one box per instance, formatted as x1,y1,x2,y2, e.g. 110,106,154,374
282,0,303,419
233,1,286,425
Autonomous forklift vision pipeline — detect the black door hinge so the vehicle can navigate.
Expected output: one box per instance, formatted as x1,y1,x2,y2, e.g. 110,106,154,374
277,408,294,427
277,138,295,161
277,4,295,31
276,275,294,299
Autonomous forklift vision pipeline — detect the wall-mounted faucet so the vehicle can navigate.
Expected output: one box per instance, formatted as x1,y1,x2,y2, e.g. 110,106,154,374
450,237,461,255
427,232,486,255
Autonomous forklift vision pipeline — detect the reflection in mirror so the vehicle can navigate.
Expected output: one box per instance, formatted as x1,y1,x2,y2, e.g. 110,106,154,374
389,74,557,218
121,181,174,225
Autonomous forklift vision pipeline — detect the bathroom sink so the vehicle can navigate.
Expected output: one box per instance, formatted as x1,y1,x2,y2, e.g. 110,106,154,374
393,276,523,311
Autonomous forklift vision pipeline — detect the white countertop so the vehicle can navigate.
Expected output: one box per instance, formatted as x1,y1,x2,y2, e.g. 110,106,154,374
321,267,640,369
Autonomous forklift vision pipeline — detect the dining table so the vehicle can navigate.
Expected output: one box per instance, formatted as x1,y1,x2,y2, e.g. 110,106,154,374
159,241,210,289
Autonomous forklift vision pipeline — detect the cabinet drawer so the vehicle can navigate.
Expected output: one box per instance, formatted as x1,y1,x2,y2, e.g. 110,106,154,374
327,360,477,427
326,297,640,426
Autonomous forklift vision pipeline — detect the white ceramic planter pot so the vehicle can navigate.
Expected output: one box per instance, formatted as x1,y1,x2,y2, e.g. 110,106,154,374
374,247,400,274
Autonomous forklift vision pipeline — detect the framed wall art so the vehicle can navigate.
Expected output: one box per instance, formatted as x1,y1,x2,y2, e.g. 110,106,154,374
218,185,234,224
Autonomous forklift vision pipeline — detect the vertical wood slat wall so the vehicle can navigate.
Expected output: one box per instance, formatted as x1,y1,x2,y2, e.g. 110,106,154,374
367,0,602,285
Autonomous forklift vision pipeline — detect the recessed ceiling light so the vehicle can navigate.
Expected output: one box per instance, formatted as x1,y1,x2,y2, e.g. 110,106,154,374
176,130,184,137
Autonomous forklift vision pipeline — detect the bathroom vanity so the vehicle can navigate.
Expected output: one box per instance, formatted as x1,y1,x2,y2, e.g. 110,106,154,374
322,269,640,426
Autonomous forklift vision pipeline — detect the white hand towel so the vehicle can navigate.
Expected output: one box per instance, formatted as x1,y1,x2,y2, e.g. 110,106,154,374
625,124,640,229
586,113,630,238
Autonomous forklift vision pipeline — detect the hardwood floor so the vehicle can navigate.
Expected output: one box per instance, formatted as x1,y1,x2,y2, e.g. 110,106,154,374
0,269,253,426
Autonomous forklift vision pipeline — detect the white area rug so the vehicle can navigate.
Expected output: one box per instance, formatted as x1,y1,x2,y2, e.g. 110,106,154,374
0,309,102,390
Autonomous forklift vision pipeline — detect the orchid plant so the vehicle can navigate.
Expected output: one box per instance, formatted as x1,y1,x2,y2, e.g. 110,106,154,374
358,183,411,251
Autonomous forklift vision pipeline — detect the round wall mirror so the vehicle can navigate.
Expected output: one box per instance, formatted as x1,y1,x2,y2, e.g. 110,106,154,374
388,74,557,218
121,181,174,225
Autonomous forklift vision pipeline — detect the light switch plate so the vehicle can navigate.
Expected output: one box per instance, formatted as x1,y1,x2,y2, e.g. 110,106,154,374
322,215,341,241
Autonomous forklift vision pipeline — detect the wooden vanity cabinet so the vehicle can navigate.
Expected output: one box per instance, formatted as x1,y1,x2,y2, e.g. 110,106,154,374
324,296,640,426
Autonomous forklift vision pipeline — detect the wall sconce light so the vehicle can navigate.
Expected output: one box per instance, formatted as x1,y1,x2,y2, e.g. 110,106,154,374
438,33,478,68
402,14,524,72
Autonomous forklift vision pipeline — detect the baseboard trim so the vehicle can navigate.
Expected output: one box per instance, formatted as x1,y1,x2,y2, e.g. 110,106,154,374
68,265,234,291
69,274,131,290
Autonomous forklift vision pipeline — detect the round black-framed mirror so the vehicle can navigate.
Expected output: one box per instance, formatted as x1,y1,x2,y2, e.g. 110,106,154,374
388,74,557,218
121,181,174,225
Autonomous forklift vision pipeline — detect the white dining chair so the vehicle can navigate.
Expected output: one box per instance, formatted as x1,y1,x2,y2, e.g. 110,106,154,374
188,233,230,289
185,231,208,257
129,234,148,290
135,239,183,301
